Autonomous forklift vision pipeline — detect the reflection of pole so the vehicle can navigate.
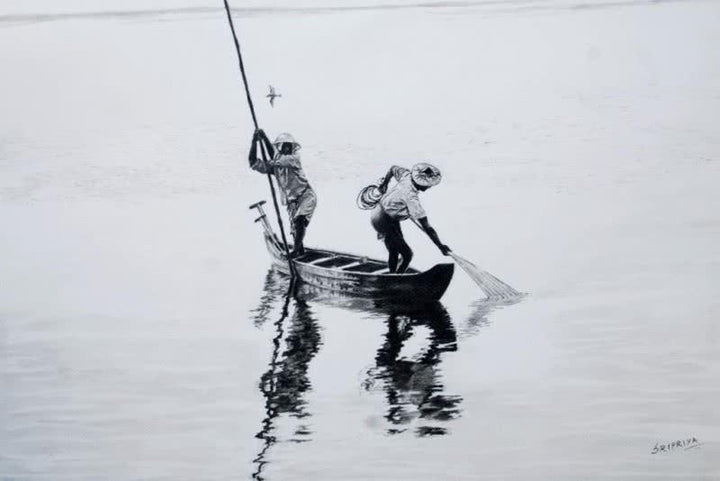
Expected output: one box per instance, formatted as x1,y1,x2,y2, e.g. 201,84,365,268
252,278,296,481
252,277,322,479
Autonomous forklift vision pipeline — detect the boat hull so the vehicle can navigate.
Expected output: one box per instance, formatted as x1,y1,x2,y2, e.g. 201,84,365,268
263,234,454,301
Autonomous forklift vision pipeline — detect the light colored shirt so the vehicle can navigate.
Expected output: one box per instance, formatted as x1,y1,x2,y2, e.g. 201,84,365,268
380,166,427,221
251,153,312,205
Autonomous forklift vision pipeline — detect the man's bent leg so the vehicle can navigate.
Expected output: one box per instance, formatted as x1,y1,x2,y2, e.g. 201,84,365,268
384,237,400,273
397,238,413,274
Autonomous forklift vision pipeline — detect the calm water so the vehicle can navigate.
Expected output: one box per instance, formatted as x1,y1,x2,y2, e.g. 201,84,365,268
1,1,719,480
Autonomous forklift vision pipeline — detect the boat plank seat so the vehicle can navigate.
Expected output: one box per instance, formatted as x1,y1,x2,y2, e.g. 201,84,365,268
344,262,387,273
315,256,357,268
305,255,335,266
339,261,362,270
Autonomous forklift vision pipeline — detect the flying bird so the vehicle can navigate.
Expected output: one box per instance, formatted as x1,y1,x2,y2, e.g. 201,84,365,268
266,85,281,107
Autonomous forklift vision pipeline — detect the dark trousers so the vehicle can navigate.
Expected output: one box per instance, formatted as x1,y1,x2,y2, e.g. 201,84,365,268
371,207,413,273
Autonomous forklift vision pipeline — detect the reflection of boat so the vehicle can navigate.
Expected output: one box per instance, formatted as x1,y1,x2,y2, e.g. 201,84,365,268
250,201,454,301
249,269,521,474
267,271,462,436
250,271,474,478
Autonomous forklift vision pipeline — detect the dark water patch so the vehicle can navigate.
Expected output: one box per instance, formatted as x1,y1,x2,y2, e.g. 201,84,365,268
416,425,448,436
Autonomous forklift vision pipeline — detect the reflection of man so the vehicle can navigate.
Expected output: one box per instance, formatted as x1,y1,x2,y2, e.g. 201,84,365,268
367,304,461,436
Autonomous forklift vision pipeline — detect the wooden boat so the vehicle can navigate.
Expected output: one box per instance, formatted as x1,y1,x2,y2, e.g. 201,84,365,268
251,201,454,301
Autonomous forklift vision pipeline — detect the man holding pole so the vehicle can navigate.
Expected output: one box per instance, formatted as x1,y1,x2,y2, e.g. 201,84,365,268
249,129,317,258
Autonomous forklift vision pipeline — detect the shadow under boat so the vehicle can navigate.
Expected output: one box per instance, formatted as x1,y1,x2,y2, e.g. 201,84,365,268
250,200,454,302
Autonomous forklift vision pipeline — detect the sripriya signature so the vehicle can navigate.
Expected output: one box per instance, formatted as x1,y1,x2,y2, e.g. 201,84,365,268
651,437,702,454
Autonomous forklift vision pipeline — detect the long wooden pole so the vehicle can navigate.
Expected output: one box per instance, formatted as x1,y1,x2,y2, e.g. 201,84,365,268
222,0,295,276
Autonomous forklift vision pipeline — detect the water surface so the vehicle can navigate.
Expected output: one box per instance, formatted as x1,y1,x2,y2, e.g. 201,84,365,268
1,1,719,479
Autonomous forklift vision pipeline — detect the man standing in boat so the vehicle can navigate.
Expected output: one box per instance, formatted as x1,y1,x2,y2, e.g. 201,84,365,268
249,129,317,258
372,164,451,273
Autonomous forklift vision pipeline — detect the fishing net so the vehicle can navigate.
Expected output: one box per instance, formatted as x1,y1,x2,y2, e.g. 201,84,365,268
449,253,522,301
